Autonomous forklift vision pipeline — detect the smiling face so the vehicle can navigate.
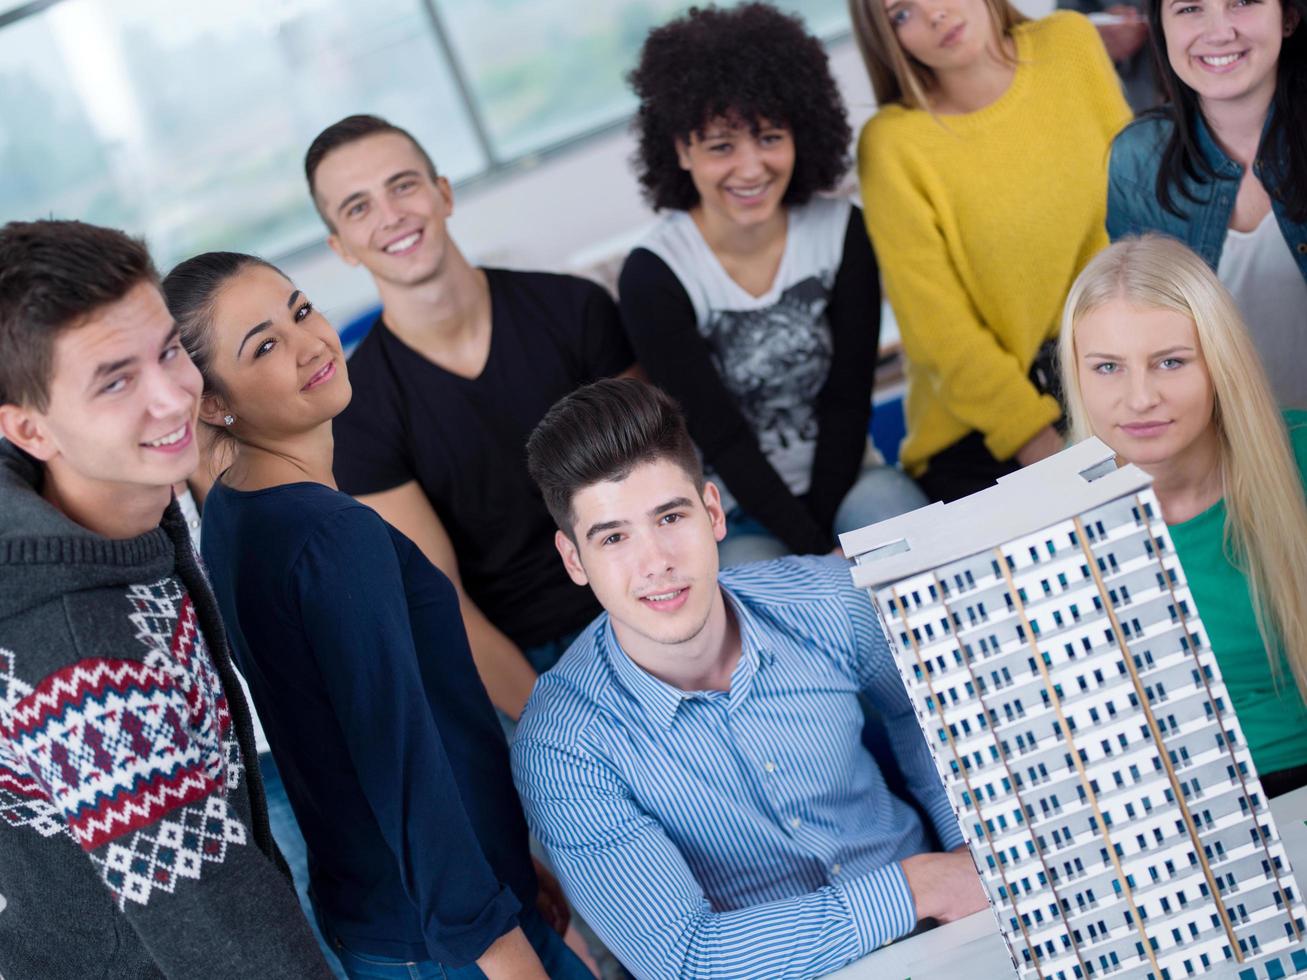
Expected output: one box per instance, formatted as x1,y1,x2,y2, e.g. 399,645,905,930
312,131,454,289
200,264,351,440
675,117,795,232
555,458,728,659
883,0,999,73
1161,0,1295,110
1073,298,1219,470
0,280,202,500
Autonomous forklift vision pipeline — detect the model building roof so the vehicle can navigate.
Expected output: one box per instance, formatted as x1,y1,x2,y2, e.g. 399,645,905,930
840,438,1151,589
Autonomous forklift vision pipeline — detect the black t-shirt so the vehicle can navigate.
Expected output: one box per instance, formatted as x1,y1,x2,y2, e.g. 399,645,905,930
333,268,634,649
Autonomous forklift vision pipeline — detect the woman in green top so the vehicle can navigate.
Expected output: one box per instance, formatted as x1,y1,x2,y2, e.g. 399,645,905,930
1059,235,1307,796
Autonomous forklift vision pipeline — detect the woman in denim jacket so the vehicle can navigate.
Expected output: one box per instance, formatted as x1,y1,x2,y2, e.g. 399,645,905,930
1107,0,1306,408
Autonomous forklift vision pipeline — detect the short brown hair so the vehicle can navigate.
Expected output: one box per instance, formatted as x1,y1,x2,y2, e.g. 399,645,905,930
0,220,158,411
304,114,439,227
526,379,704,540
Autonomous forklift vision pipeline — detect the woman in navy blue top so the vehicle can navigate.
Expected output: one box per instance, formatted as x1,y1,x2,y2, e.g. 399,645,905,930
162,252,590,980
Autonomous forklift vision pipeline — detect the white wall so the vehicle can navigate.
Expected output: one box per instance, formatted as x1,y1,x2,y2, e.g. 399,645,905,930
286,0,1056,330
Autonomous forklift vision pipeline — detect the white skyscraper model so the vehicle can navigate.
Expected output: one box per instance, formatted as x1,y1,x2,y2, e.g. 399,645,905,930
841,439,1307,980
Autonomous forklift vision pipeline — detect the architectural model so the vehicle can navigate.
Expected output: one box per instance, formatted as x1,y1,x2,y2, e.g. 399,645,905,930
840,438,1307,980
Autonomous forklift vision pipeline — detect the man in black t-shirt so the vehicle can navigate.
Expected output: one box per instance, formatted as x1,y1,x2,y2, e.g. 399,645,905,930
305,115,635,721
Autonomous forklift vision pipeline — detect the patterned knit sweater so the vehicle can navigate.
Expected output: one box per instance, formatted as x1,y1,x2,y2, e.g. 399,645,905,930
0,442,332,979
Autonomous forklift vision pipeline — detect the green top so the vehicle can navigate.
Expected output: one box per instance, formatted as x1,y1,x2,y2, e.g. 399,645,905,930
1168,409,1307,776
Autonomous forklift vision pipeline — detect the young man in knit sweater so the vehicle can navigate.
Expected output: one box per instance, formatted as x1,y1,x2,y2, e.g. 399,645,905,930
0,219,333,979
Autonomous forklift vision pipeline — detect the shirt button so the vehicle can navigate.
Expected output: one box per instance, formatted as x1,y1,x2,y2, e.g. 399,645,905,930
832,863,842,876
789,816,802,830
763,761,777,773
1297,242,1307,255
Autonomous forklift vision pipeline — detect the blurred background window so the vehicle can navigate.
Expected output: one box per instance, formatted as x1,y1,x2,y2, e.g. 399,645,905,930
0,0,850,270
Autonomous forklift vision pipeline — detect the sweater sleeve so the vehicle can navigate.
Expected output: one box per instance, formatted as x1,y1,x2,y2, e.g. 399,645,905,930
0,658,334,978
857,124,1062,462
618,247,833,554
291,507,521,966
806,208,881,534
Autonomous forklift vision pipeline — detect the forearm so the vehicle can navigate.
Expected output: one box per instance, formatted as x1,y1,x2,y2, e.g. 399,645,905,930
860,157,1059,460
586,862,914,980
475,926,549,980
808,407,872,532
463,598,538,721
712,438,833,554
810,207,881,529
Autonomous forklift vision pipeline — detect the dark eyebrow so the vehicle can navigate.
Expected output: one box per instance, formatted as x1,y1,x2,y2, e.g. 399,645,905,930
336,190,367,217
650,497,694,518
585,518,629,542
336,170,422,217
286,289,301,310
86,324,181,391
385,169,422,187
236,320,273,359
90,356,136,387
583,497,695,541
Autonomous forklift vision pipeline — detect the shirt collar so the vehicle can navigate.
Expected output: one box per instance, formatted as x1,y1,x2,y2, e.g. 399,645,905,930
601,582,774,732
1193,108,1274,179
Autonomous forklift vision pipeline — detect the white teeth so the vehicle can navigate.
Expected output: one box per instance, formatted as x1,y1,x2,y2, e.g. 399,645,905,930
384,232,420,254
729,185,766,198
646,591,680,601
1200,53,1241,66
144,425,186,448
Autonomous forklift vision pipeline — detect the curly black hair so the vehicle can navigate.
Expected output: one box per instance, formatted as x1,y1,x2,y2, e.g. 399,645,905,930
628,3,851,212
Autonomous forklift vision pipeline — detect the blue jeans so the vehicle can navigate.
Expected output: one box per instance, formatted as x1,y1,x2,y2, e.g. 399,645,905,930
717,462,927,567
261,752,347,978
332,908,594,979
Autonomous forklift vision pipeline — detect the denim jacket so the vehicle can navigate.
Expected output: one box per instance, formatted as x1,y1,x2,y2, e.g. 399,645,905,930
1107,110,1307,280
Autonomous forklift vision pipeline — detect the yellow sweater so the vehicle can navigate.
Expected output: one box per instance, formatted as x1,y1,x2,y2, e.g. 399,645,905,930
857,11,1131,476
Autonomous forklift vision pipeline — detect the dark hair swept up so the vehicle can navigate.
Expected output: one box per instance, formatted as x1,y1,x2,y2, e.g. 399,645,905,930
162,251,279,399
627,2,852,212
526,378,704,539
1143,0,1307,222
0,219,157,411
304,114,439,227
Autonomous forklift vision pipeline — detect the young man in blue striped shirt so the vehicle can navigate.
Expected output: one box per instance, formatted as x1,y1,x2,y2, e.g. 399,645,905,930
516,379,988,980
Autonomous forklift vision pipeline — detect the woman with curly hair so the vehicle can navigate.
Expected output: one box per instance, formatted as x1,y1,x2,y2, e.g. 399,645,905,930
619,2,926,566
849,0,1132,502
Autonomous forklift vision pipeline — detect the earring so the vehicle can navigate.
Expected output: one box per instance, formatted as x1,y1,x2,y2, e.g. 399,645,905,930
223,414,235,426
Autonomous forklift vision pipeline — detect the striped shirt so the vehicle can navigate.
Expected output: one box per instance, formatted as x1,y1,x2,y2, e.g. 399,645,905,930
512,555,964,980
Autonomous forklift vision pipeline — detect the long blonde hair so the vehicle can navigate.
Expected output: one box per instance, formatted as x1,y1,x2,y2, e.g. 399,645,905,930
847,0,1027,109
1060,235,1307,705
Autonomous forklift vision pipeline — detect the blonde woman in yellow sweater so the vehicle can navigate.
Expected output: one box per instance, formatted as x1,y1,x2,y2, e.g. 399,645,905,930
850,0,1132,501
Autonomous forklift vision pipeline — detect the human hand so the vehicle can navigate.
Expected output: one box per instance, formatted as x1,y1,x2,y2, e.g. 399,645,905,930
900,847,989,924
1015,424,1065,468
532,858,571,936
1098,5,1147,62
